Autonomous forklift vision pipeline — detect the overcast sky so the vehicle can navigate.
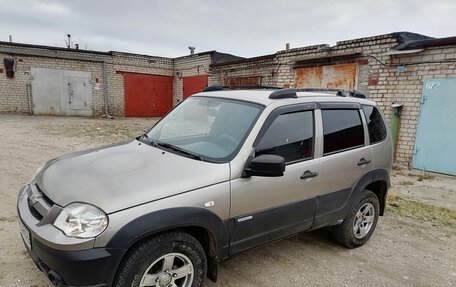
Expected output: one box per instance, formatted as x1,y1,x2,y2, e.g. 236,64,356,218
1,0,455,58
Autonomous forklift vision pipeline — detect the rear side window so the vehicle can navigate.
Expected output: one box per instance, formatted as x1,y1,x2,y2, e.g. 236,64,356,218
256,111,314,163
362,105,387,144
322,109,364,155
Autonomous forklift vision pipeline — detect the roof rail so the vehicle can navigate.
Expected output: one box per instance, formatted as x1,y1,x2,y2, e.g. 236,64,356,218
295,88,367,99
201,85,367,99
269,88,297,99
201,85,281,92
348,90,367,99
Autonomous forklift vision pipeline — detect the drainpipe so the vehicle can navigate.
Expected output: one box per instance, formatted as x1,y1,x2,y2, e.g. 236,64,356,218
101,61,113,119
390,103,403,153
26,83,33,115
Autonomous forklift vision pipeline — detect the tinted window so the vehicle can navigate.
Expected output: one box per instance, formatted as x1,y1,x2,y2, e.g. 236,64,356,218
256,111,314,163
362,105,387,144
322,109,364,154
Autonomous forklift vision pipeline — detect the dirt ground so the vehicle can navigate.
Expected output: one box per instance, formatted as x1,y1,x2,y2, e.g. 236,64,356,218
0,114,455,287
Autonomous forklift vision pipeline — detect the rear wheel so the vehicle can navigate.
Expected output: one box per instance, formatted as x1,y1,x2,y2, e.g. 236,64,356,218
331,190,380,248
115,232,206,287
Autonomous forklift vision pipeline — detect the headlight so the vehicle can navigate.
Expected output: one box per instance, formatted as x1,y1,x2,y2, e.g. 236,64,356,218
53,203,108,238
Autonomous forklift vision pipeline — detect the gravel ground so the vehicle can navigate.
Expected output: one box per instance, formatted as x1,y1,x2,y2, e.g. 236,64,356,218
0,114,455,287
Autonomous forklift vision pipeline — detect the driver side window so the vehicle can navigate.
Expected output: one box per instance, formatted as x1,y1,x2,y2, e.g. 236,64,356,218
256,110,314,163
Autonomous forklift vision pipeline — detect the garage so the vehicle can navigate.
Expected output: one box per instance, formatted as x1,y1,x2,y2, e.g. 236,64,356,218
31,68,93,116
182,75,208,99
122,72,173,117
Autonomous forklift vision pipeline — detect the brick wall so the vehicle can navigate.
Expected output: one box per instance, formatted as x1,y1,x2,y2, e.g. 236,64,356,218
210,55,277,87
0,45,107,114
106,52,173,116
208,34,456,166
0,44,178,117
373,46,456,165
173,53,212,105
2,35,455,166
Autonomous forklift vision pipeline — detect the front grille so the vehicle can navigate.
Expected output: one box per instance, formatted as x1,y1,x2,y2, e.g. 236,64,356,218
28,200,44,220
36,184,55,207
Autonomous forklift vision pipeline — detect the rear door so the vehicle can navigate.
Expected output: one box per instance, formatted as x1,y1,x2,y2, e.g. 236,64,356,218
313,103,372,227
230,104,319,253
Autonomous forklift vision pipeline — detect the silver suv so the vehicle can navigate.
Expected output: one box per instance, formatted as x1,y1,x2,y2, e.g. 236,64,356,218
17,87,392,287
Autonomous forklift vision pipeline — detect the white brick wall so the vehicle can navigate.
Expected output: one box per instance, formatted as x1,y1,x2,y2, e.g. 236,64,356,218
208,34,456,166
173,54,212,105
2,35,456,166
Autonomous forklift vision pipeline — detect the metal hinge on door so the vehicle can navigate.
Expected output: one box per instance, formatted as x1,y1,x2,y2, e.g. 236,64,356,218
420,95,428,105
68,82,72,104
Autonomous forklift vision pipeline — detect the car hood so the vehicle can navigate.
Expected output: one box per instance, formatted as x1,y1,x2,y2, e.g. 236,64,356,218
36,140,230,213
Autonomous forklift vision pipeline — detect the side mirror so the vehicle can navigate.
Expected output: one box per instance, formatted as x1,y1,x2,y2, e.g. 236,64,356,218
244,154,286,177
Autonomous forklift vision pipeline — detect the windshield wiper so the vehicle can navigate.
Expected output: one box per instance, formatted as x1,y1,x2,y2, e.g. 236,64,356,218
156,142,203,161
138,134,157,146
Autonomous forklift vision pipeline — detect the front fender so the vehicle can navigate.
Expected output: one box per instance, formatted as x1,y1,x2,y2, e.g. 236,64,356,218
106,207,230,259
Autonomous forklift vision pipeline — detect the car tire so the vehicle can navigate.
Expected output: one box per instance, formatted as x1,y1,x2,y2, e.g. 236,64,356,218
114,232,207,287
331,190,380,248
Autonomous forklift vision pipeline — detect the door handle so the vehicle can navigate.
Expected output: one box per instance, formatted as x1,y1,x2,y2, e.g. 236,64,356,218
300,170,319,180
357,158,371,166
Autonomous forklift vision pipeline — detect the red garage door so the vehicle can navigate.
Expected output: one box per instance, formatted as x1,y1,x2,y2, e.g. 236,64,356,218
183,75,208,99
122,72,173,117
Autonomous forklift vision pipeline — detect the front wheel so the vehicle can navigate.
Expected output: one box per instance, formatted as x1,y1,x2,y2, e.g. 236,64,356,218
331,190,380,248
115,232,207,287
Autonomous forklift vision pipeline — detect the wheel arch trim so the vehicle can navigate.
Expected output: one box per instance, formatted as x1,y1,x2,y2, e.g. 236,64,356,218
106,207,229,257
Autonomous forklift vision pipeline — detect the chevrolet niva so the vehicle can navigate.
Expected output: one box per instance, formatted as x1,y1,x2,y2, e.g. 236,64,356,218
18,86,392,287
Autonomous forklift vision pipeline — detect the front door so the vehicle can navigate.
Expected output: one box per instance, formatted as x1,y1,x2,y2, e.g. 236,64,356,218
230,105,319,254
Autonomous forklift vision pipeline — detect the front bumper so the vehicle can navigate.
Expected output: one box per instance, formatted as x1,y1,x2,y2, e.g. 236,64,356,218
17,184,126,286
23,235,125,286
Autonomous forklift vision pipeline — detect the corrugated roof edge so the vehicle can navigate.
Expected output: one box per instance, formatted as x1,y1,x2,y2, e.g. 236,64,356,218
210,53,276,67
390,32,456,50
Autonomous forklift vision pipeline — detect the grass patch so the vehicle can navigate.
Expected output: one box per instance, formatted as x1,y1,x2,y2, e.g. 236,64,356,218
417,174,435,181
392,165,402,171
387,195,456,227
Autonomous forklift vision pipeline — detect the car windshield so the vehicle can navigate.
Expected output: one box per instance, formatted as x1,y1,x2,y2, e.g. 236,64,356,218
145,96,263,162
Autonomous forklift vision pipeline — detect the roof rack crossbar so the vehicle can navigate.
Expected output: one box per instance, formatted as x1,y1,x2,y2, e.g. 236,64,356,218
201,85,281,92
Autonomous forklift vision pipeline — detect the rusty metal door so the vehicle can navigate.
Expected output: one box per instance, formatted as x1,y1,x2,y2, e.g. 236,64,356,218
183,75,208,99
295,63,357,90
225,76,261,86
123,72,173,117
